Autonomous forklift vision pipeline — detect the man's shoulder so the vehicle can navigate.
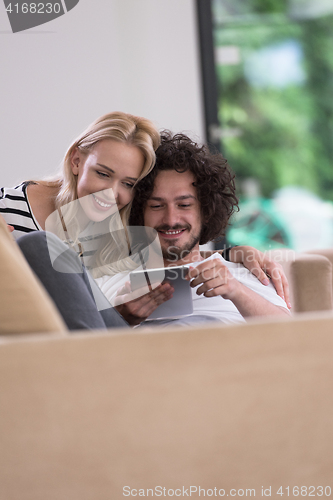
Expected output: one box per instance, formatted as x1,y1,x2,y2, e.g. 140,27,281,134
196,251,226,266
200,249,223,260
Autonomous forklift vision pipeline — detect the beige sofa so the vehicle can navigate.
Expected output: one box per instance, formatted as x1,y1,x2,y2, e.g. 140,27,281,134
1,217,333,499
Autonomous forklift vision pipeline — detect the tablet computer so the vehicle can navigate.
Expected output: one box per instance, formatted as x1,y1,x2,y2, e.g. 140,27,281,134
129,265,193,320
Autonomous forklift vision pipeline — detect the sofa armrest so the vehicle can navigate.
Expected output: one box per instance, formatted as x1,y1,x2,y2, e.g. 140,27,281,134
305,248,333,296
268,249,332,313
0,217,67,334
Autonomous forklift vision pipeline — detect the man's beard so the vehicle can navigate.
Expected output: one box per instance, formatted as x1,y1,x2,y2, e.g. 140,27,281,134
157,225,201,263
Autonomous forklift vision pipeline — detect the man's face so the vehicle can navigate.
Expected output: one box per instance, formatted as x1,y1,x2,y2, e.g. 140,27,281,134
143,169,202,264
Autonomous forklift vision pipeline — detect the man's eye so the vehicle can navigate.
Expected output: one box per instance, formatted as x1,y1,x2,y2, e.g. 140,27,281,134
149,205,162,209
179,204,191,208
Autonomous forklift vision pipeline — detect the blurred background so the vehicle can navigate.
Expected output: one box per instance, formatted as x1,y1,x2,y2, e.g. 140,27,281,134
0,1,204,186
1,0,333,252
206,0,333,252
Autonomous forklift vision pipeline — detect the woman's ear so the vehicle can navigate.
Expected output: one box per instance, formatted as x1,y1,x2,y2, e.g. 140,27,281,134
70,148,81,175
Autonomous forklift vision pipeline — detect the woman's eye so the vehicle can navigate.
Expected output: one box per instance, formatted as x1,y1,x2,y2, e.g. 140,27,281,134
97,171,109,178
123,182,135,189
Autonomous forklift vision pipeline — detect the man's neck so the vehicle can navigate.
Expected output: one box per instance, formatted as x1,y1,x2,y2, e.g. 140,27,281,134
163,245,204,267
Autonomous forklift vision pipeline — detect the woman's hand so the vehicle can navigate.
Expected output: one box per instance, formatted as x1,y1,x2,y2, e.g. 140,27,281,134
226,245,291,309
114,281,174,326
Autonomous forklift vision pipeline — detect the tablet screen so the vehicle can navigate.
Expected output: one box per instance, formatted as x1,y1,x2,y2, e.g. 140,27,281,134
130,266,193,319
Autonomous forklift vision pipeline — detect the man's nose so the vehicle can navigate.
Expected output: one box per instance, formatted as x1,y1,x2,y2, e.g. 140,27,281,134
162,206,179,227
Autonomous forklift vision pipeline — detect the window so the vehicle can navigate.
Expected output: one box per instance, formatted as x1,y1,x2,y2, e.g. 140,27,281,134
197,0,333,251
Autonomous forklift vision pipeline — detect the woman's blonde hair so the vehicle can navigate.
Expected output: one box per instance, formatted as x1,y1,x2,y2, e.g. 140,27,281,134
51,112,159,212
40,111,160,276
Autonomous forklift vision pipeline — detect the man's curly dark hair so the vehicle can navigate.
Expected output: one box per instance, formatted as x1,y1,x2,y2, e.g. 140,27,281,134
129,131,239,245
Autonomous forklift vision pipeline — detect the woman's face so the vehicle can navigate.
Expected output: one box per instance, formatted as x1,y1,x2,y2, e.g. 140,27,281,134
71,139,144,223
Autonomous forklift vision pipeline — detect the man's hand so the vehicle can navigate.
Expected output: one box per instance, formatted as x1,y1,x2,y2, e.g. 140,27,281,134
226,246,291,309
186,258,240,300
114,281,174,326
186,258,290,318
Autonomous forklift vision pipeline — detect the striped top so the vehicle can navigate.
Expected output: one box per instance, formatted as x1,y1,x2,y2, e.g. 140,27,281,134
0,183,127,272
0,184,156,278
0,182,42,240
0,183,108,269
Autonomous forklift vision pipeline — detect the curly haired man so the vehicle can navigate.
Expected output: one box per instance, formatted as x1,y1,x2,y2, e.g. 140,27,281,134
97,132,290,326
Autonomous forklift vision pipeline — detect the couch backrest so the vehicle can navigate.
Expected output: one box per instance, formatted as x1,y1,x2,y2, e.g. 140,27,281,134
1,312,333,499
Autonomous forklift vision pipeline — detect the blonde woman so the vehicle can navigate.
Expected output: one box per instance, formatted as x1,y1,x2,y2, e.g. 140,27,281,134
0,111,165,329
2,111,165,276
1,112,159,239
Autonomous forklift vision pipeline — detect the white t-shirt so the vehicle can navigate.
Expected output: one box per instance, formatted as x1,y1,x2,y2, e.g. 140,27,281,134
95,252,288,327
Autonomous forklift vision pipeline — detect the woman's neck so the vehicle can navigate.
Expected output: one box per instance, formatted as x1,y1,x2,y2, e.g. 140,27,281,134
26,183,59,230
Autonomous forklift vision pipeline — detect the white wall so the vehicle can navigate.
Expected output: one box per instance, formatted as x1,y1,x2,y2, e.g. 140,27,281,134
0,0,204,187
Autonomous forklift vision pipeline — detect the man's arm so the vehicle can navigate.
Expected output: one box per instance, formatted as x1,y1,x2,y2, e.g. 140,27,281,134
224,245,291,309
219,280,290,318
186,258,290,318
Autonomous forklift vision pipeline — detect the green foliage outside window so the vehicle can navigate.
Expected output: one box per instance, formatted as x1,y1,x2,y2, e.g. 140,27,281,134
213,0,333,201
